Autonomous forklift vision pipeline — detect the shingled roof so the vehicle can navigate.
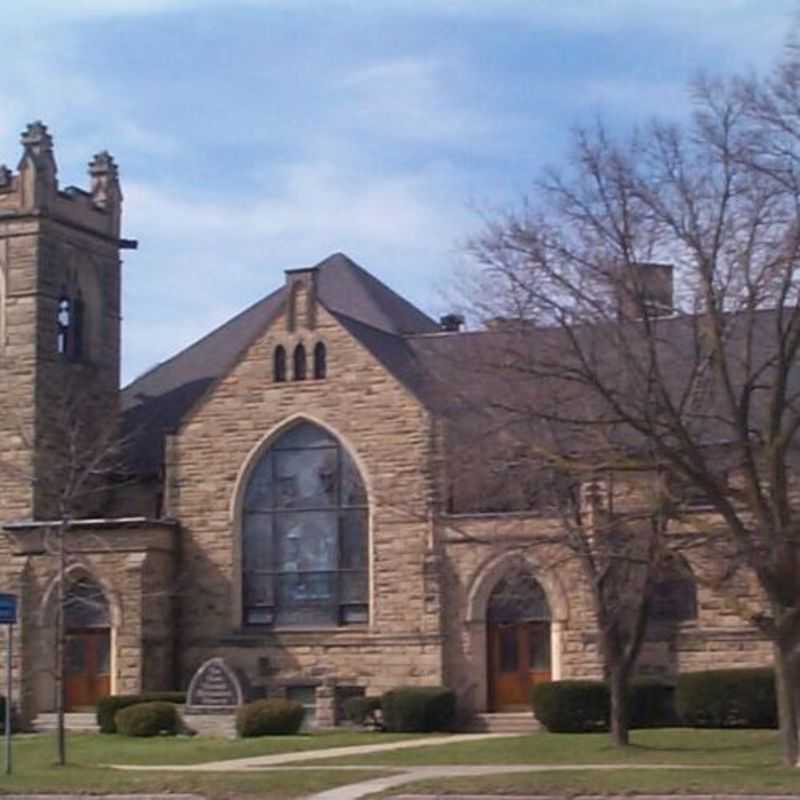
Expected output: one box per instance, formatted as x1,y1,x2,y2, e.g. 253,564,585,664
121,252,440,475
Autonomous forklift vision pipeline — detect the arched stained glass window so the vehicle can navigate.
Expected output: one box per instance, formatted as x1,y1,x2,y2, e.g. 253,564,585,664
274,346,287,383
293,344,307,381
242,421,368,627
487,567,551,624
648,554,697,624
313,342,327,379
64,577,110,630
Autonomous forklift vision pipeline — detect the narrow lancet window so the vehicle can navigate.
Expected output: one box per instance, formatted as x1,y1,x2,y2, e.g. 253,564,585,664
57,296,71,355
293,344,307,381
313,342,327,379
274,345,287,383
57,292,85,361
71,291,84,361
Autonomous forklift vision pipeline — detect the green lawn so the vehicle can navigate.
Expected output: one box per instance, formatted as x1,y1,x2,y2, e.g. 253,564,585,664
0,732,398,797
293,728,782,767
391,766,800,796
25,728,418,766
3,728,800,798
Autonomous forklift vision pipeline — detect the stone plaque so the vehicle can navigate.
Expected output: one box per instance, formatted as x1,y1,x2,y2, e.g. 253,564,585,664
186,657,244,710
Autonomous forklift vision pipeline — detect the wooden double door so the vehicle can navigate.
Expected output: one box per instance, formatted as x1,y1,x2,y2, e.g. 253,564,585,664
488,621,551,711
64,629,110,711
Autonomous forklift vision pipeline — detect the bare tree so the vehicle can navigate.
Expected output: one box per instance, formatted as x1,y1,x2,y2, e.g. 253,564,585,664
0,376,129,765
460,44,800,765
433,368,684,746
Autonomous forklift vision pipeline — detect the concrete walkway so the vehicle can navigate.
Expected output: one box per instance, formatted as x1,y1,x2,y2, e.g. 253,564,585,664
109,733,733,800
302,764,729,800
110,733,515,771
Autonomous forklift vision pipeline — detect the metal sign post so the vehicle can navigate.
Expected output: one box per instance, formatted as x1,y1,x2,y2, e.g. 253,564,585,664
0,594,18,776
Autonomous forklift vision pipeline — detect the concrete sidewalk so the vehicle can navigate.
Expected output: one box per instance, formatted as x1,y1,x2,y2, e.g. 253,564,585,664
298,764,730,800
109,732,741,800
110,732,515,772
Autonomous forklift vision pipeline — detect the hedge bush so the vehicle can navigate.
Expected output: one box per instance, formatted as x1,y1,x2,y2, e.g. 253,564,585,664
531,680,609,732
97,692,186,734
381,686,456,732
343,695,382,727
676,668,776,728
114,701,180,737
629,681,678,728
235,699,305,737
0,695,21,733
531,680,679,733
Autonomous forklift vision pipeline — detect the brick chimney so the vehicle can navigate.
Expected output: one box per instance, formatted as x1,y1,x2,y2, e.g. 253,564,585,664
617,262,674,320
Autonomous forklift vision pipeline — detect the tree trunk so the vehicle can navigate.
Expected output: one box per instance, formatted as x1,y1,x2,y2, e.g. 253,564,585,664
55,529,66,767
774,638,800,767
608,665,630,747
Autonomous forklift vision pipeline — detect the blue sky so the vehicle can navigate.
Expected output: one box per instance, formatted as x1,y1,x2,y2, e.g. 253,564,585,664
1,0,797,383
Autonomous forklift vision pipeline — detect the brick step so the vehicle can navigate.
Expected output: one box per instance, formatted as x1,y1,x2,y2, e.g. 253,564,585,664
33,713,99,733
467,712,541,734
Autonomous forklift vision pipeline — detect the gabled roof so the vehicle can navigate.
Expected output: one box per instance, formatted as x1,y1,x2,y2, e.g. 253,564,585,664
121,252,440,475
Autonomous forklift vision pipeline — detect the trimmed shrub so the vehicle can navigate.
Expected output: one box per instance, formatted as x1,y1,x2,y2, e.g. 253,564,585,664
235,699,305,737
0,695,21,733
629,681,678,728
531,680,609,732
114,701,180,737
343,695,382,727
97,692,186,734
381,686,456,732
676,668,776,728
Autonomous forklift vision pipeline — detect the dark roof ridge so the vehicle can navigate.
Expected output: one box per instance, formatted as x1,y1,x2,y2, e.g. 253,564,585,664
122,287,283,396
319,302,405,339
314,251,439,334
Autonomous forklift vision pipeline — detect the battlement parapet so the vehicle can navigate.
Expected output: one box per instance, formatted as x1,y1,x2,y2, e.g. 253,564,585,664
0,121,122,239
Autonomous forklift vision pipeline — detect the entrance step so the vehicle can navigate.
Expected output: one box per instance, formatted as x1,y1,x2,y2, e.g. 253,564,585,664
467,712,541,734
33,712,99,733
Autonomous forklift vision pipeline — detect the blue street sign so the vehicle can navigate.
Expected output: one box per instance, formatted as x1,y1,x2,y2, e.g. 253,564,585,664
0,594,17,625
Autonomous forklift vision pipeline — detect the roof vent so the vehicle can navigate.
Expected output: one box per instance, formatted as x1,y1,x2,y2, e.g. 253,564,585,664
439,313,464,333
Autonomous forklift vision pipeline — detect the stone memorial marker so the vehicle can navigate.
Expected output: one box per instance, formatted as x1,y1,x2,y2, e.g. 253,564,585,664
186,657,244,712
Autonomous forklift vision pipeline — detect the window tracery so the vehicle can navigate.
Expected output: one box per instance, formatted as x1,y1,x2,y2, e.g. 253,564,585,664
242,421,368,627
648,553,697,624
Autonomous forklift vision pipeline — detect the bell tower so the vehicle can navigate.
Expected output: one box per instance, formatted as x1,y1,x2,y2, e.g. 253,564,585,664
0,122,136,521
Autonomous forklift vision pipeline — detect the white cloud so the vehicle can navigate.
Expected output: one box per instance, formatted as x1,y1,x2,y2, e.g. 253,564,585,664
335,57,498,148
120,156,474,382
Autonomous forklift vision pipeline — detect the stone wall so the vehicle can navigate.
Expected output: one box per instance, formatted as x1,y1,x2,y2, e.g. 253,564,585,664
439,508,771,713
2,522,176,719
439,514,599,712
0,123,125,523
170,287,443,698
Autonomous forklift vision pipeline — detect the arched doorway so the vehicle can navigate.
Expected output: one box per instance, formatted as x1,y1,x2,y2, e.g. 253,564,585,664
63,577,111,710
487,567,551,711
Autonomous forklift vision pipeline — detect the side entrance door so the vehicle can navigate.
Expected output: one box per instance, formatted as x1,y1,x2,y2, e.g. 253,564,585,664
64,628,111,711
488,621,551,711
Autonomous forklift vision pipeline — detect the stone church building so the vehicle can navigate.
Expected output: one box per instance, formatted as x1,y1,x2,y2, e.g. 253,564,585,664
0,125,772,726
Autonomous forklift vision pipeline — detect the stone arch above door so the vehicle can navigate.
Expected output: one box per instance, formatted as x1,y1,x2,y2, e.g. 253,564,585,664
38,563,122,630
463,550,568,712
466,549,569,625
